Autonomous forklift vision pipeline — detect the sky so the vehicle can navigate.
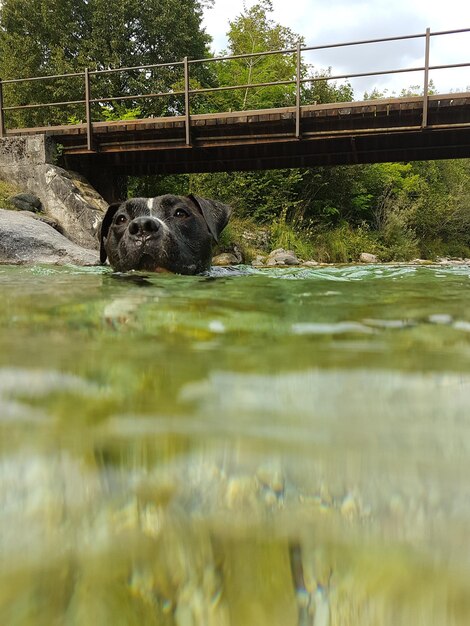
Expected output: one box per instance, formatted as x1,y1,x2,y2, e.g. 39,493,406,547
201,0,470,98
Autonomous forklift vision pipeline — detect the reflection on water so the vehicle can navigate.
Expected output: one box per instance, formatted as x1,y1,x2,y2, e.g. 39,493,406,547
1,264,470,625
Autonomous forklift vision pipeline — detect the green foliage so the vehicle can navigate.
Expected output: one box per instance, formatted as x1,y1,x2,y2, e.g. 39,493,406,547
0,0,212,126
378,211,419,261
364,79,437,100
302,70,353,105
407,160,470,257
270,207,316,259
100,105,142,122
127,174,190,198
0,180,21,209
215,215,267,262
212,0,302,111
208,1,352,112
312,224,383,263
145,169,307,224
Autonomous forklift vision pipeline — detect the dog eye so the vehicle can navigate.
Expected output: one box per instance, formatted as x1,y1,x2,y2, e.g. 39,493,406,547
174,208,189,218
115,214,128,225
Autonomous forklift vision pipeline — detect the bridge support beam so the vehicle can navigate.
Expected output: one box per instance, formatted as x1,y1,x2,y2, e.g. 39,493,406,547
79,164,127,204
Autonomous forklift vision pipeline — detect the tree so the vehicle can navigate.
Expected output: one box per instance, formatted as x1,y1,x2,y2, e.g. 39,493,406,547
211,1,352,111
212,0,302,111
0,0,212,126
130,1,355,224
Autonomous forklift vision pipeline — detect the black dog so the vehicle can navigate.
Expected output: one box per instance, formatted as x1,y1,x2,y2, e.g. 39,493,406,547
99,194,232,274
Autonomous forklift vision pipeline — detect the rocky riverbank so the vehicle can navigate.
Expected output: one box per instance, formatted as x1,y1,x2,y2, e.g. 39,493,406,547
0,208,99,266
213,245,470,269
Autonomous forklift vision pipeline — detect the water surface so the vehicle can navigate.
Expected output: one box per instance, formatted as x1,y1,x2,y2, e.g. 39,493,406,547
1,263,470,625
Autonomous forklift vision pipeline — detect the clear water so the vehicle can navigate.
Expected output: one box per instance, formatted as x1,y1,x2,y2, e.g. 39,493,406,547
1,263,470,625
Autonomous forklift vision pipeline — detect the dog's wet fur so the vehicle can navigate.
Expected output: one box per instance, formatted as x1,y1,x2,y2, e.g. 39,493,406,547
100,194,232,274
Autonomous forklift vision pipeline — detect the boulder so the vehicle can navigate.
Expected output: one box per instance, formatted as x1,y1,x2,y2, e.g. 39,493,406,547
240,227,270,251
301,260,319,267
359,252,378,263
17,210,64,234
0,209,99,266
34,165,106,250
0,135,106,250
7,193,42,213
212,252,240,266
251,255,266,267
265,248,299,266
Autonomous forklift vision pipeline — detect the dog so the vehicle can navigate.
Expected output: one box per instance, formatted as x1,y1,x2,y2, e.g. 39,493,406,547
99,194,232,274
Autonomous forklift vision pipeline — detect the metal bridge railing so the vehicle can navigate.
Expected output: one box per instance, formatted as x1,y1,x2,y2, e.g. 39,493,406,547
0,27,469,149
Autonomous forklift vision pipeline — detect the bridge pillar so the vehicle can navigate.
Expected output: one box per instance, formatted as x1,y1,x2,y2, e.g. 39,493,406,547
81,165,127,204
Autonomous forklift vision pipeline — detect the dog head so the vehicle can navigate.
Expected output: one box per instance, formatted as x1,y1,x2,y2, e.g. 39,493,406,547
99,194,232,274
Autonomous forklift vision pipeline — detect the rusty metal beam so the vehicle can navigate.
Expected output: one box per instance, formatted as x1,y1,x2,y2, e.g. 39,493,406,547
0,79,5,138
422,27,431,128
184,56,191,146
84,68,94,152
295,41,301,139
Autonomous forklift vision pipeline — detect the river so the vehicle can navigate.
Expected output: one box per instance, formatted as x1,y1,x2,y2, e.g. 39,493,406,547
1,263,469,625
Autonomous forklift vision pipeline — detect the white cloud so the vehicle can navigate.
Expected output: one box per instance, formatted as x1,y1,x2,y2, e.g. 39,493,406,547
202,0,470,96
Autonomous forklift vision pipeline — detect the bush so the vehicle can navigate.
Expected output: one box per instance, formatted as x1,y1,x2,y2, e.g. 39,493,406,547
215,215,269,262
378,210,419,261
0,180,20,209
313,223,383,263
270,208,316,260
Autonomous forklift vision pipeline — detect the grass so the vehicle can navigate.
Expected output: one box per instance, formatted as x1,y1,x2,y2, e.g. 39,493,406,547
216,215,271,262
0,180,21,210
219,210,430,264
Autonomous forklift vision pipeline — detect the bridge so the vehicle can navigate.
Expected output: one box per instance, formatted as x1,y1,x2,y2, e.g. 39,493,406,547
0,27,469,198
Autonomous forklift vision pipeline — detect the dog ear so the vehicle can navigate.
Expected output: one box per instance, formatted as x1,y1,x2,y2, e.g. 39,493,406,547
99,203,122,264
188,194,232,243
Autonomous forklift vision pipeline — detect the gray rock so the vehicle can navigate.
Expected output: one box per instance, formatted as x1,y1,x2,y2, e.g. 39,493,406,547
240,227,270,250
359,252,378,263
302,260,319,267
251,255,266,267
19,211,64,234
34,165,106,250
0,136,106,250
0,209,99,266
7,193,42,212
266,248,299,266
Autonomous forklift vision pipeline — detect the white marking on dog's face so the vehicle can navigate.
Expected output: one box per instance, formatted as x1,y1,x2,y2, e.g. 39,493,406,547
146,198,169,232
146,198,155,215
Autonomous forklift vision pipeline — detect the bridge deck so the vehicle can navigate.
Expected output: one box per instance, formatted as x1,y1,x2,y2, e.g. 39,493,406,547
6,93,470,174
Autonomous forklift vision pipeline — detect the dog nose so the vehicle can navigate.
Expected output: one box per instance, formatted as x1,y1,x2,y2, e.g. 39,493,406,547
128,216,160,237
